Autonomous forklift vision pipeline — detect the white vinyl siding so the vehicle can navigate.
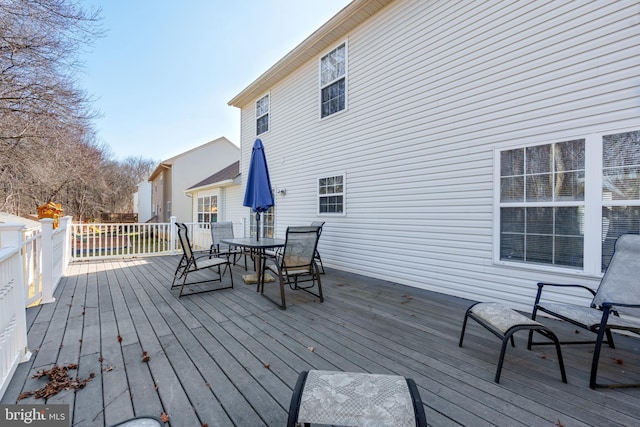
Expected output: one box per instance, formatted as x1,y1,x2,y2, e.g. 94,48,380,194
236,0,640,311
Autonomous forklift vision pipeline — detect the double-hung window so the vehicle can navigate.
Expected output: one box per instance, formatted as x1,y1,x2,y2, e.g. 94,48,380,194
318,174,345,215
499,140,585,268
197,195,217,227
256,94,269,135
320,43,346,118
497,129,640,273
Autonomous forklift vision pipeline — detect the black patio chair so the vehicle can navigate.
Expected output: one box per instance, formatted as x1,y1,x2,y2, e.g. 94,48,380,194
310,221,325,274
528,233,640,388
171,222,233,297
210,221,247,270
261,225,323,309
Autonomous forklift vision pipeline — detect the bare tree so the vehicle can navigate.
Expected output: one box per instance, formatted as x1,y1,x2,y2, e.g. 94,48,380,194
0,0,105,218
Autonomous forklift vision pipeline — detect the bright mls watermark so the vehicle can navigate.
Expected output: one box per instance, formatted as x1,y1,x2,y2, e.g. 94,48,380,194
1,405,69,426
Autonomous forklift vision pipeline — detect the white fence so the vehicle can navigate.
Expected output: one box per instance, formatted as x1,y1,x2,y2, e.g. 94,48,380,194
0,216,245,399
0,216,72,400
70,218,245,260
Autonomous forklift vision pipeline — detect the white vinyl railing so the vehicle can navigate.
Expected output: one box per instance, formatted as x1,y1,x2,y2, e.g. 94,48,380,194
70,217,245,260
0,215,245,399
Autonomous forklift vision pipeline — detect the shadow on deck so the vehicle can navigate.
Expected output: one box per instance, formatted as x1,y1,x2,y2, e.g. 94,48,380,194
2,256,639,426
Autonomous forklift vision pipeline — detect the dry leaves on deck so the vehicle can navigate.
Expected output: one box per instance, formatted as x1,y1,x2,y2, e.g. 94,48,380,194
18,363,95,400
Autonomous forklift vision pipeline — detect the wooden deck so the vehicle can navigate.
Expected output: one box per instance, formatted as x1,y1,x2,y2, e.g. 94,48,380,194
2,256,640,426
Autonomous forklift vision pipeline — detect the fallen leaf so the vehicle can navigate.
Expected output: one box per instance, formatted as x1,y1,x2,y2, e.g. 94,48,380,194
142,351,150,363
614,358,624,365
160,412,169,423
98,356,104,363
154,383,159,390
556,420,565,427
263,363,270,369
117,335,123,342
102,366,114,372
19,364,94,400
307,346,314,352
205,382,211,389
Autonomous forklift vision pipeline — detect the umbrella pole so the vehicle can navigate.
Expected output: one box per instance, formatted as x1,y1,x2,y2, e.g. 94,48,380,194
256,212,260,241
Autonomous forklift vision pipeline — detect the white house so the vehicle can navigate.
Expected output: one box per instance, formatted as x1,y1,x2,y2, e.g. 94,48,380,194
228,0,640,311
133,181,152,223
148,136,239,224
184,160,246,242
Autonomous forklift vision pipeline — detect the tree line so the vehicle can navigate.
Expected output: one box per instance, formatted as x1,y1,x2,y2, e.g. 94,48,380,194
0,0,155,221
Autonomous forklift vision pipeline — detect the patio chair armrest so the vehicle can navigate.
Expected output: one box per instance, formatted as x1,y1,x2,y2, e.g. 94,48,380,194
194,252,224,262
601,302,640,310
535,282,597,305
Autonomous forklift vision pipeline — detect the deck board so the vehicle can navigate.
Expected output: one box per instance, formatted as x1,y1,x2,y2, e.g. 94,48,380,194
2,255,640,426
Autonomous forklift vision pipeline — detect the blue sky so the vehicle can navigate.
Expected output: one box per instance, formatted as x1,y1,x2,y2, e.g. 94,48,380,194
80,0,352,162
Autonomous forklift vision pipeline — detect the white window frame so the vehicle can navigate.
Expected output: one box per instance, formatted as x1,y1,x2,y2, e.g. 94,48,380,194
197,195,218,228
256,93,270,135
493,128,640,276
319,41,347,119
318,173,346,216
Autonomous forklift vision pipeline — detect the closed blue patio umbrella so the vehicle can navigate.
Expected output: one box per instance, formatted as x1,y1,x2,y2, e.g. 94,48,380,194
243,138,274,240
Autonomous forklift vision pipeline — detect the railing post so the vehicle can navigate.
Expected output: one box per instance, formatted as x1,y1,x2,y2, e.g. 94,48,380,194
170,216,177,255
0,223,24,248
40,218,56,304
59,216,72,270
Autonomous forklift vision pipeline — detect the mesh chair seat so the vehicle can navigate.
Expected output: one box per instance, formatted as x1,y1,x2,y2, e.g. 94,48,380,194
529,234,640,388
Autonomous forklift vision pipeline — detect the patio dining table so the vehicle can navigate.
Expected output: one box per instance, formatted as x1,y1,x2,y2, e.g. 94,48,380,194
220,237,285,287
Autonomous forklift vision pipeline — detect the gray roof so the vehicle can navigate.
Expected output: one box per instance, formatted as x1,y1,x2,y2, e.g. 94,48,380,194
188,161,240,190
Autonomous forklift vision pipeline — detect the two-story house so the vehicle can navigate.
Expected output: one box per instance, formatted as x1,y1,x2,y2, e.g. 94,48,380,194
228,0,640,310
148,136,239,224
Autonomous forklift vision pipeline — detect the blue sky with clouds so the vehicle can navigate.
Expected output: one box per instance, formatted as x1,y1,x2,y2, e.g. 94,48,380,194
80,0,351,162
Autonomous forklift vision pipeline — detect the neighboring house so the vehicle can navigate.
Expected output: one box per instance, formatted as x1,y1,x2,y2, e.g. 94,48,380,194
148,137,239,224
228,0,640,311
184,161,245,242
133,181,152,223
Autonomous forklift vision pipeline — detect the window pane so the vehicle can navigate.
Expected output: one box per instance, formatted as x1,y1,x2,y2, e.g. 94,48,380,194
501,207,524,233
555,236,583,268
555,171,585,201
525,235,553,264
321,44,345,86
500,234,524,261
257,115,269,135
501,176,523,202
321,79,345,118
526,144,552,174
555,207,582,236
602,206,640,270
526,207,553,235
603,131,640,201
319,198,328,213
556,139,585,171
256,95,269,116
526,174,552,201
501,148,524,176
